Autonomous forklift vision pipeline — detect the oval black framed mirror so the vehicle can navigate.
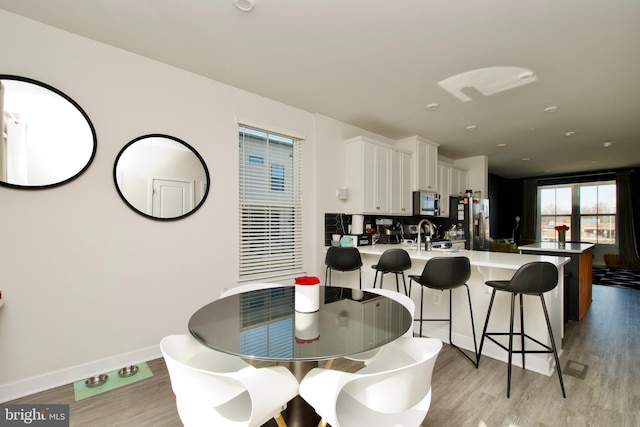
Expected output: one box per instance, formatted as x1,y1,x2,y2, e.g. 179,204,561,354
0,75,97,189
113,134,210,221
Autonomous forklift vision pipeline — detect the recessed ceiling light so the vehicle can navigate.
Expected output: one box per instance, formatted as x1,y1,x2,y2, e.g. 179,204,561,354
544,106,558,113
564,131,576,137
466,125,478,131
235,0,254,12
497,143,507,148
426,103,439,111
521,157,530,161
603,141,613,148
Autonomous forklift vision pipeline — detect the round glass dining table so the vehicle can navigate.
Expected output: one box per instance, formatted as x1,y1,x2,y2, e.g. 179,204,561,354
188,285,412,427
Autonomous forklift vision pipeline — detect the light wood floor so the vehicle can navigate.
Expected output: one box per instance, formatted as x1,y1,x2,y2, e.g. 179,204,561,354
8,285,639,426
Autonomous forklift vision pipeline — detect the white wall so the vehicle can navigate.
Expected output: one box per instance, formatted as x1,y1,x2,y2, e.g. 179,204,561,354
0,10,333,400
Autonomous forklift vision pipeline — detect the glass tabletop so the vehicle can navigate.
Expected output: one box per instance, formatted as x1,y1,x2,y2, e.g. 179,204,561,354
188,286,412,362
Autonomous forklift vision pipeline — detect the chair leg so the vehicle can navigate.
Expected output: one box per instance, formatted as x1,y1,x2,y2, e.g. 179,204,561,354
419,282,424,336
519,293,525,370
447,286,479,367
373,270,379,289
325,266,331,286
540,294,567,398
274,414,288,427
478,289,497,367
358,268,362,289
401,272,408,296
394,272,400,293
318,420,328,427
507,292,516,398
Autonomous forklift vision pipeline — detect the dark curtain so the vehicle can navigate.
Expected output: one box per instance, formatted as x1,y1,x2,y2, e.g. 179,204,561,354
520,179,538,242
616,171,640,269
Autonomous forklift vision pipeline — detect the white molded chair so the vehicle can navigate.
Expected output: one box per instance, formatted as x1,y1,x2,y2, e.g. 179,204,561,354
299,337,442,427
160,334,299,427
220,282,289,298
345,288,416,365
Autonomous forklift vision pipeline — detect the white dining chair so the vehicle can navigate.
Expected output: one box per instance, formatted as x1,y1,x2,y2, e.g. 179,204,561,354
160,334,299,427
220,282,289,298
344,287,416,365
299,336,442,427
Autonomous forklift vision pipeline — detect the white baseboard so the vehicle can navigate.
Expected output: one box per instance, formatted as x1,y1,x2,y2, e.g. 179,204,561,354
0,345,162,403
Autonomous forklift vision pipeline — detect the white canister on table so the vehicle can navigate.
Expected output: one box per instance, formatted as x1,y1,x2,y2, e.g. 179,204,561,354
294,276,320,312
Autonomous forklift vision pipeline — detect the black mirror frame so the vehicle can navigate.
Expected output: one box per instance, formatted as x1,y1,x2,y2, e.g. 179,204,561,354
113,133,211,221
0,74,97,190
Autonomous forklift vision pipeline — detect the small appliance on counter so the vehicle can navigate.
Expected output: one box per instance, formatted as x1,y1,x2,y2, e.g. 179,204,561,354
377,225,402,244
342,234,373,247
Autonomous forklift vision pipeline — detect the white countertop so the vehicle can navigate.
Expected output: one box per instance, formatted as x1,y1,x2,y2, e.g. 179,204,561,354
518,242,595,254
357,243,571,270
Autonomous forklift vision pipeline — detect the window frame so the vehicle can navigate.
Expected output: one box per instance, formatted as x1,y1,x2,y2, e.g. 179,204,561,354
537,180,617,245
238,125,304,281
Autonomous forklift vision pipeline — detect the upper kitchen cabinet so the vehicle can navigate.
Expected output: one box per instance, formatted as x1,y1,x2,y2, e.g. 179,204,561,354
451,168,469,197
390,149,412,215
344,136,390,214
437,162,452,217
397,136,439,192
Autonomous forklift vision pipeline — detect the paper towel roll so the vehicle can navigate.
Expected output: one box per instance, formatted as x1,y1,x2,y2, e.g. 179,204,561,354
351,214,364,235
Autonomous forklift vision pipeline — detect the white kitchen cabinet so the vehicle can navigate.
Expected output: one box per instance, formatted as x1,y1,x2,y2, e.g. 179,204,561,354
451,168,469,197
390,150,413,215
344,136,391,214
397,135,439,192
437,162,452,217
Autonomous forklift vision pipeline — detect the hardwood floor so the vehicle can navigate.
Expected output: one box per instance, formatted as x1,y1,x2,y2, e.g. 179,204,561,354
8,285,639,426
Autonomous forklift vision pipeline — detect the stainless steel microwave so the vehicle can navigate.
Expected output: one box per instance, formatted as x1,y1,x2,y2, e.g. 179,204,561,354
413,190,441,216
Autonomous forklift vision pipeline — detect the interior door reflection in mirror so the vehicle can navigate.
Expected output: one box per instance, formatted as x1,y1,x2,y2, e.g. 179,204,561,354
114,134,210,220
0,75,97,188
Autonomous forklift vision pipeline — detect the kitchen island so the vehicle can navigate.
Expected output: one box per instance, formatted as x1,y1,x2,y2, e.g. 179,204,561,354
519,242,595,322
329,243,570,376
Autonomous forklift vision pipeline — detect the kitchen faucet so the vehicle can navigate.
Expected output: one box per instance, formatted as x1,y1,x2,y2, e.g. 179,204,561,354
417,218,433,253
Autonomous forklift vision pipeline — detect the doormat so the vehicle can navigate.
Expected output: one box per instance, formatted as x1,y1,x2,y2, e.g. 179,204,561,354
73,362,153,401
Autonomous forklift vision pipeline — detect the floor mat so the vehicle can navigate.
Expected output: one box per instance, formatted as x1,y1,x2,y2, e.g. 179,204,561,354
73,362,153,401
593,267,640,290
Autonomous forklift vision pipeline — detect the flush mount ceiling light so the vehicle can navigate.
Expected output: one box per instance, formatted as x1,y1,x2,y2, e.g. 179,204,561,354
235,0,254,12
437,66,538,102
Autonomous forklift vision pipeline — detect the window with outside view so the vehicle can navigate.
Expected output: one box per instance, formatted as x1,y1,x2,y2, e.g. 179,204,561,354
538,181,616,244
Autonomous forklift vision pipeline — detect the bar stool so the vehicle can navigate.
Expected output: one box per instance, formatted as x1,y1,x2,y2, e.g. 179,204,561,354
325,246,363,288
408,256,478,367
478,261,566,398
371,248,412,295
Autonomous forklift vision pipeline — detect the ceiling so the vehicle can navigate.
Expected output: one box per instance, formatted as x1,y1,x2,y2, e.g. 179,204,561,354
2,0,639,179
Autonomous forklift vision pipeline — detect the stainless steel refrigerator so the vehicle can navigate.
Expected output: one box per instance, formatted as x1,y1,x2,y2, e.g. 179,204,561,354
453,194,490,250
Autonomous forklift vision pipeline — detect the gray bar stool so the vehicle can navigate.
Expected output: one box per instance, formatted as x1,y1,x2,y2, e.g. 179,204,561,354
371,248,412,295
478,261,566,398
324,246,363,288
408,256,478,367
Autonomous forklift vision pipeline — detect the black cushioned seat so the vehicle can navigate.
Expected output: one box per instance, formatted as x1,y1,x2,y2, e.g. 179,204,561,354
478,261,566,398
408,256,478,367
371,249,412,295
324,246,363,289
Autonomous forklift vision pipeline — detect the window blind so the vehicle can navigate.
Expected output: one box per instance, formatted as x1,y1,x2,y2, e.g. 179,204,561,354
239,125,303,279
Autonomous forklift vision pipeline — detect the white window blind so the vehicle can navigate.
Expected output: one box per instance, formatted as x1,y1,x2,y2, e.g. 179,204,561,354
239,125,303,279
